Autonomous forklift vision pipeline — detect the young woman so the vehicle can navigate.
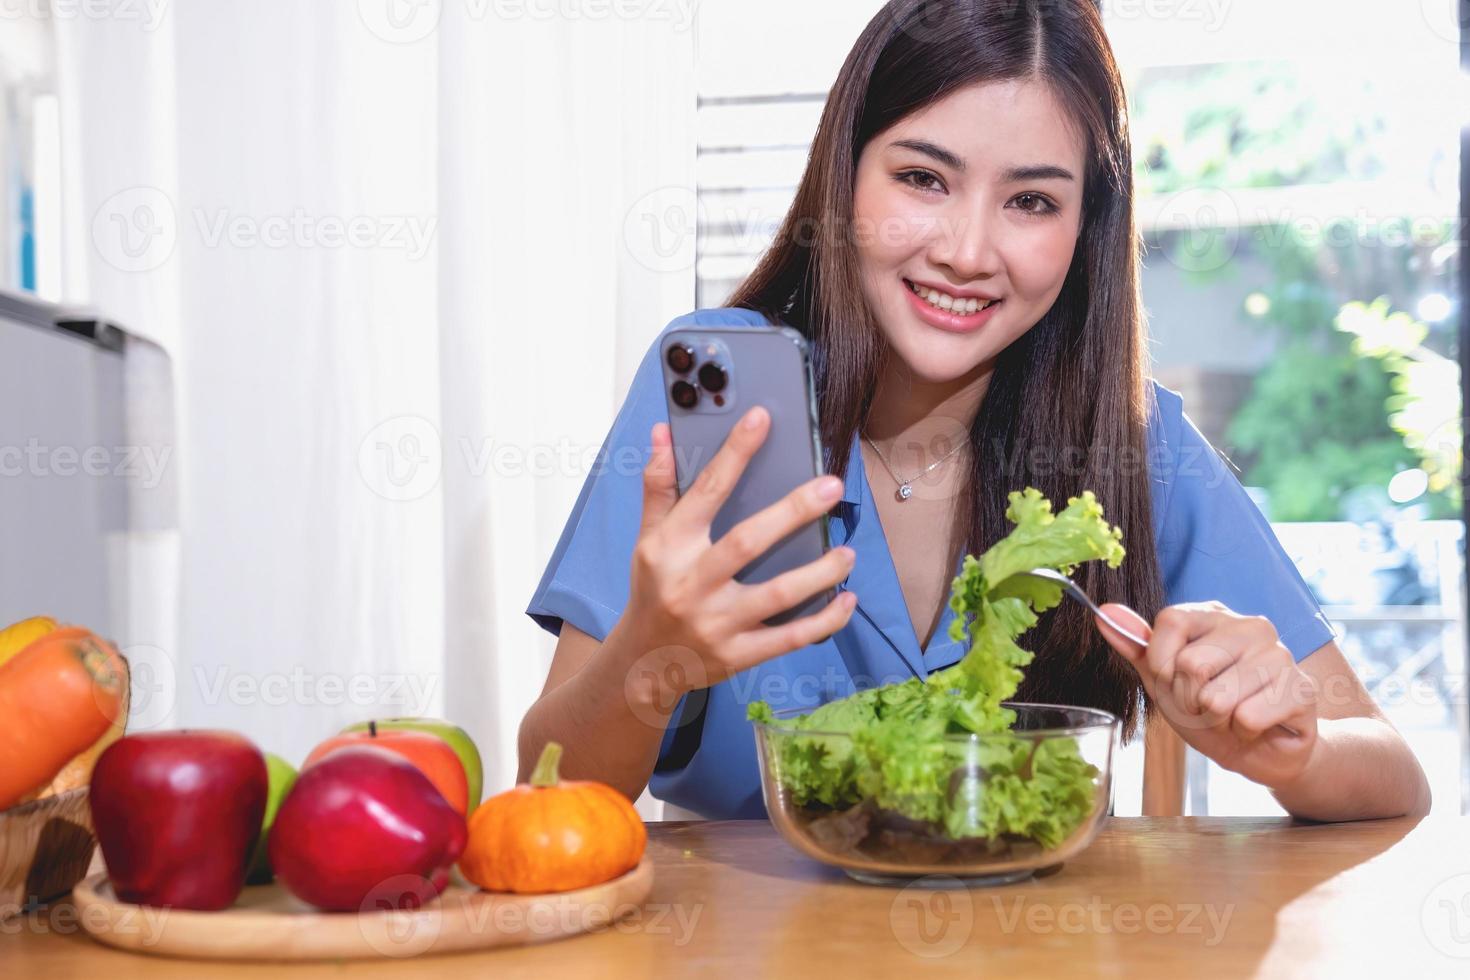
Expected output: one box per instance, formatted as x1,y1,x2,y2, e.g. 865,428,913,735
520,0,1430,822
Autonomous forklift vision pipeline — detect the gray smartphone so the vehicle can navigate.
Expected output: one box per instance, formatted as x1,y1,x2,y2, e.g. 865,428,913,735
659,325,832,625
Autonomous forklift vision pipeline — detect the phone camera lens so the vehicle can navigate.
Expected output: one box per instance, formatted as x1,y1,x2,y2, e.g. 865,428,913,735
697,362,728,393
666,344,695,374
671,380,699,409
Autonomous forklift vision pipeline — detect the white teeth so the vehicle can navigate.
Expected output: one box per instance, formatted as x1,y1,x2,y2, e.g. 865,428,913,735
907,280,995,315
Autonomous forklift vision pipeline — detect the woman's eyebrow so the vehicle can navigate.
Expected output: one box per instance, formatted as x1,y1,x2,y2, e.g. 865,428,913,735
887,139,1076,182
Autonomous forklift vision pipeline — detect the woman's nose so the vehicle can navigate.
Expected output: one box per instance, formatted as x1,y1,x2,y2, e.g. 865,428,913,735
927,207,1002,281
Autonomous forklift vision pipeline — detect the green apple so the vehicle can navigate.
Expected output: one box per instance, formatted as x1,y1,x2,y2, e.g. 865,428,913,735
245,752,298,885
342,718,483,809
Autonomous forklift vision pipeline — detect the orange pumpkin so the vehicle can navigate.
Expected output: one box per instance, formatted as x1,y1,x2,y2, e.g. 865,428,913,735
459,742,646,894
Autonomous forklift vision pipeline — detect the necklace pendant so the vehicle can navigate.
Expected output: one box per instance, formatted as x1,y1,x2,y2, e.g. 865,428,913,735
896,483,913,501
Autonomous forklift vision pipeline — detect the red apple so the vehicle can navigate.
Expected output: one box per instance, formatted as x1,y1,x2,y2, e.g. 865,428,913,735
90,730,268,910
304,723,468,814
269,745,467,912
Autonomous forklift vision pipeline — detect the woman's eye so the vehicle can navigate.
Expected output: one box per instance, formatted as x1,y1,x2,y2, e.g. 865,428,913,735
1013,193,1059,216
896,170,944,193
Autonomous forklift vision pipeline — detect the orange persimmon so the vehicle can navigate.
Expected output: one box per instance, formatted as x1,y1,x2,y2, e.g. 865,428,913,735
0,627,128,809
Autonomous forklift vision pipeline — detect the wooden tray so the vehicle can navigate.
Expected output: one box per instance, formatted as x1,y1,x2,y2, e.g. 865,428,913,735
71,859,654,961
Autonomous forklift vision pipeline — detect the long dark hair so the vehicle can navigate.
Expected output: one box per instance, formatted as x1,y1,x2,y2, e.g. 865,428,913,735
726,0,1165,740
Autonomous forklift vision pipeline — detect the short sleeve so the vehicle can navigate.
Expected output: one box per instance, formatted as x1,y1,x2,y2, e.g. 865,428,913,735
1150,383,1338,663
526,307,768,641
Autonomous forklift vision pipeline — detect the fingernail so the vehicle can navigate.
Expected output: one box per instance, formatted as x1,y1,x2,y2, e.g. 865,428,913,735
836,545,855,562
742,407,764,430
817,476,843,501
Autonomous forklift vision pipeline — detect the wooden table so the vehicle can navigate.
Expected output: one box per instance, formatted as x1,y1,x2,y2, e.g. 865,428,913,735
8,816,1470,978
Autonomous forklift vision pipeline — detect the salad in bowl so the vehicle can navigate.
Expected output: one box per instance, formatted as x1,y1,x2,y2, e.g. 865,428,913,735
749,489,1125,885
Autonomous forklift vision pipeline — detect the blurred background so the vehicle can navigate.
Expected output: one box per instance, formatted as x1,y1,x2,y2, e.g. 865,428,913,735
0,0,1465,817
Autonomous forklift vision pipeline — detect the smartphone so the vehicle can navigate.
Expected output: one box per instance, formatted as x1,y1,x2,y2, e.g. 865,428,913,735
659,325,832,625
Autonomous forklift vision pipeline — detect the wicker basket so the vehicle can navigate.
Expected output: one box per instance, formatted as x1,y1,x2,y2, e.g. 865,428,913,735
0,787,98,916
0,647,130,918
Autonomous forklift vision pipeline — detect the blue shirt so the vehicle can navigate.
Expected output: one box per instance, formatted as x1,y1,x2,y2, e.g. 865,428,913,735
526,307,1338,818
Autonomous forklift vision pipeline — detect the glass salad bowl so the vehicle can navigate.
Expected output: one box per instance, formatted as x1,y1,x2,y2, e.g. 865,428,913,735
752,702,1119,886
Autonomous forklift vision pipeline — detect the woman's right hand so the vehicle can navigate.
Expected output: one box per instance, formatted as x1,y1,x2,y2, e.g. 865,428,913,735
617,405,858,709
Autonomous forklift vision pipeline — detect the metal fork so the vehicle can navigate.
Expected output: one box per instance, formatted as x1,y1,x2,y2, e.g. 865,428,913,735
1008,567,1151,649
1015,568,1303,737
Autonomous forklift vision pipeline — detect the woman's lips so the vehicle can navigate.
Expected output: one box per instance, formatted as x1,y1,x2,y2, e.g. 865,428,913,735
901,279,1001,334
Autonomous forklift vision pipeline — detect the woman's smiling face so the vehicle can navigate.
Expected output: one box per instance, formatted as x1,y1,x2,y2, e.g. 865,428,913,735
852,78,1089,385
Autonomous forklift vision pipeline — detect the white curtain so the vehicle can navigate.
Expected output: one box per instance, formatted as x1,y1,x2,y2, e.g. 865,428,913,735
50,2,697,811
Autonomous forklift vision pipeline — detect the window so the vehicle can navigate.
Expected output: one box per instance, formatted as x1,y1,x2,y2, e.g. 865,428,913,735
0,13,61,300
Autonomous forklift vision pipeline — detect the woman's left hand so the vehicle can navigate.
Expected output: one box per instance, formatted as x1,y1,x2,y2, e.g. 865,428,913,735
1095,601,1320,790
